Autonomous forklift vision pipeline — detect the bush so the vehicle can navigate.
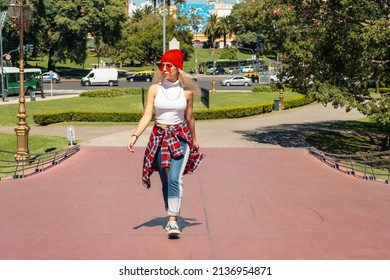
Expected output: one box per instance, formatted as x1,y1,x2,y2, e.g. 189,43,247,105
33,111,144,125
252,85,277,92
194,103,273,120
32,91,310,125
283,95,313,109
80,88,145,98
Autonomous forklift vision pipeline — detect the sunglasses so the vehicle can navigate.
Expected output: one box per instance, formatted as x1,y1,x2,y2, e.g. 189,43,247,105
158,62,175,72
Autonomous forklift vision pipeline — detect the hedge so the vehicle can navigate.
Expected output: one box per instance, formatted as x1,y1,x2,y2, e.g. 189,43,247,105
33,94,311,126
33,111,144,125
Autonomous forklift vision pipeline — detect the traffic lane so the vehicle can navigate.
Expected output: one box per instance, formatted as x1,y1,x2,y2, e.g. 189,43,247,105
42,76,261,92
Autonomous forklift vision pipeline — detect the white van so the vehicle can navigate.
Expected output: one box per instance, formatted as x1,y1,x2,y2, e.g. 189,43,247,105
81,68,118,86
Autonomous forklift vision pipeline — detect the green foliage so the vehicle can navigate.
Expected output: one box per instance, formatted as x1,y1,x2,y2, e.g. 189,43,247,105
219,48,238,60
283,95,313,110
116,12,194,66
33,111,144,126
252,85,277,92
80,88,144,98
231,0,389,125
194,104,273,120
357,97,390,127
13,0,127,70
378,88,390,95
31,93,311,125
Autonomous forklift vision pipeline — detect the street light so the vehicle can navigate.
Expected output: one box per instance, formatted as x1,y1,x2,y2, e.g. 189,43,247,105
211,60,216,93
238,46,256,70
8,0,35,163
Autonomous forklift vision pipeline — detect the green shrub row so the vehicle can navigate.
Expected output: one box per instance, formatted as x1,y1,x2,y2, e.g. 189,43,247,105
33,104,275,125
283,95,313,109
194,103,274,120
378,88,390,94
33,111,144,125
252,85,278,92
33,95,310,125
80,88,145,98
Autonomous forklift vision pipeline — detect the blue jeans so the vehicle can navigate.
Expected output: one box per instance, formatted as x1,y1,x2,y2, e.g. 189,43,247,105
155,139,190,217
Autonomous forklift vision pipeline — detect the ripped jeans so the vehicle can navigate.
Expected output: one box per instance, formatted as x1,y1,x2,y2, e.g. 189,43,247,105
155,139,190,217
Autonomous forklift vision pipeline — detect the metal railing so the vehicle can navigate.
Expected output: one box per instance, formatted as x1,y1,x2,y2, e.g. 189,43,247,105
0,145,80,180
309,147,390,184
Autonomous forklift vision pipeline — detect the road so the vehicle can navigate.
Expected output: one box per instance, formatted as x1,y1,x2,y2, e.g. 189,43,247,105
42,75,266,94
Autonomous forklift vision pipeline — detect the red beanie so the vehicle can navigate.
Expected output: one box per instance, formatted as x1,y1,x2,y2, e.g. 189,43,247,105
160,49,184,70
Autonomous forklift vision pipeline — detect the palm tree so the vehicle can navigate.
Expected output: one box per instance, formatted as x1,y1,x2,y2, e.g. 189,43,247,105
204,13,220,50
131,8,144,23
142,5,155,16
215,16,234,47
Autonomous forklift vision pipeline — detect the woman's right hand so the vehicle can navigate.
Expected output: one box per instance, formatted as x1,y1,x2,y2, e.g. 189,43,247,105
127,135,138,152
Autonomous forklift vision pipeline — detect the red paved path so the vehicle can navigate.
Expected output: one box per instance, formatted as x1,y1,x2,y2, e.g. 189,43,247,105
1,146,389,260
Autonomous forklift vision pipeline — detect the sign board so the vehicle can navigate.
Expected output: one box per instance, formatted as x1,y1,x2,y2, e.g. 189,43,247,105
169,38,180,50
200,87,209,109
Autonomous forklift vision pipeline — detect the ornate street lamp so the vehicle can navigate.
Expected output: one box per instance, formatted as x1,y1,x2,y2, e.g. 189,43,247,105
211,60,216,93
8,0,35,163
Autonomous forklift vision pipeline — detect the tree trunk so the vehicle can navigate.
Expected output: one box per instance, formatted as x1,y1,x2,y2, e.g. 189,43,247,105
47,47,56,71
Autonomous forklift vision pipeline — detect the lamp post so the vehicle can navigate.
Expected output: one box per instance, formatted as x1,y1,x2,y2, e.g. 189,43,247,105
211,60,216,93
238,46,256,71
8,0,35,163
162,0,166,53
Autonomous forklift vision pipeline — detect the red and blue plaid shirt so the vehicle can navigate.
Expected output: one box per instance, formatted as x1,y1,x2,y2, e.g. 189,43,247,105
142,121,205,189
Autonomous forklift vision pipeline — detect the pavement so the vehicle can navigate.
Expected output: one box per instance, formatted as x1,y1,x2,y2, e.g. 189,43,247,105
1,93,390,261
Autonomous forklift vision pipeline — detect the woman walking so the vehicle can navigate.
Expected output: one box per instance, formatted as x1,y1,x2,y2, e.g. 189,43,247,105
127,49,205,238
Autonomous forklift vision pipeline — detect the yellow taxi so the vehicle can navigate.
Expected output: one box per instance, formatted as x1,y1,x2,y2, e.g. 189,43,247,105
243,72,260,83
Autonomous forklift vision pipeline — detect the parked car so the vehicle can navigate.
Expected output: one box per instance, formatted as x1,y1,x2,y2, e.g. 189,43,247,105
126,72,154,82
244,73,260,83
226,67,240,74
241,66,254,73
41,71,61,83
220,76,253,86
206,66,226,75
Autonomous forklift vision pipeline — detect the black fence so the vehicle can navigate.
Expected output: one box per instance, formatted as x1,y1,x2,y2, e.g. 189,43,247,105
0,145,80,180
309,147,390,184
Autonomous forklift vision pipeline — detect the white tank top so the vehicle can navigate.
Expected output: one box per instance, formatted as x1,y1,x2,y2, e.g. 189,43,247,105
154,80,187,125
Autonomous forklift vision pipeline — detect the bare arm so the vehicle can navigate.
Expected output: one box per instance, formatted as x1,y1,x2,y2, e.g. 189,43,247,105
127,84,158,152
184,90,199,152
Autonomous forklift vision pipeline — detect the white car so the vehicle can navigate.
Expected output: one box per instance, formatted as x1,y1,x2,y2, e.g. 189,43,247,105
241,66,254,73
42,72,61,83
221,76,253,86
226,67,240,74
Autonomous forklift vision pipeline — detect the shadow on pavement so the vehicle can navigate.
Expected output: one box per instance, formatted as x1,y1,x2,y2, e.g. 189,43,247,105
133,216,202,232
235,120,344,148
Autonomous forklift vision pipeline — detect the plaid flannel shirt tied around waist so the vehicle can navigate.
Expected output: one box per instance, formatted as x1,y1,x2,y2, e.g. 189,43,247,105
142,121,205,189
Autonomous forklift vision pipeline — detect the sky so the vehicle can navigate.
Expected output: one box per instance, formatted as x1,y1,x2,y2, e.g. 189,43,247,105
131,0,242,5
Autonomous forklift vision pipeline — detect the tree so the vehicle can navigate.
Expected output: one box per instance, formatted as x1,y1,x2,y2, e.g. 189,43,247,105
230,0,389,126
118,10,193,66
204,13,219,49
19,0,126,70
215,16,234,47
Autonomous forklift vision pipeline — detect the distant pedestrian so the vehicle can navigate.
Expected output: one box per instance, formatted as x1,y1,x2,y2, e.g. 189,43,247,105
127,49,205,239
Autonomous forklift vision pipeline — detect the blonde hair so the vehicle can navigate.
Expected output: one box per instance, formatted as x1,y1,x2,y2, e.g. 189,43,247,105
152,68,200,94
